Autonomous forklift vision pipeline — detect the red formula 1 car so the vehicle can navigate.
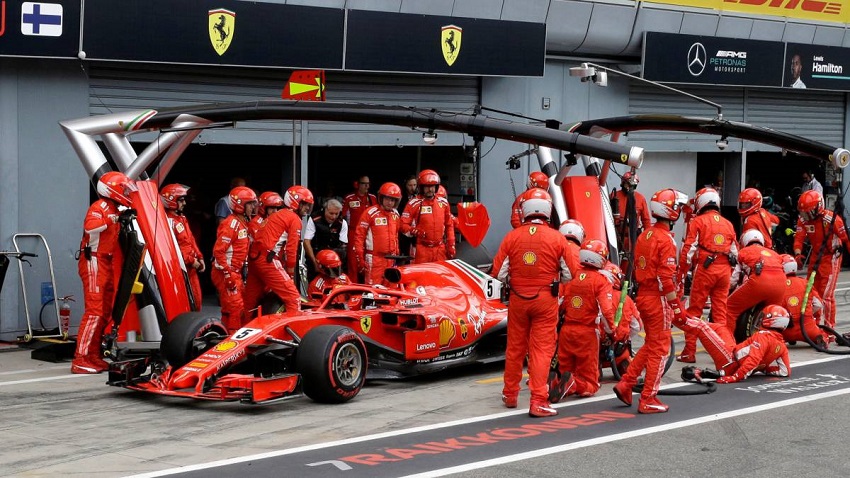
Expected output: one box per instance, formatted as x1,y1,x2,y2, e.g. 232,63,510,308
108,259,508,404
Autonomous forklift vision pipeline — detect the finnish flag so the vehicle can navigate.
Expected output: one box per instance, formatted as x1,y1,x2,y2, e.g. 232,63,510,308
21,2,63,37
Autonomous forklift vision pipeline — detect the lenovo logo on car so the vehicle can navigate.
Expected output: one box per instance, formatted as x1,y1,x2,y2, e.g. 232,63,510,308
716,51,747,59
416,342,437,352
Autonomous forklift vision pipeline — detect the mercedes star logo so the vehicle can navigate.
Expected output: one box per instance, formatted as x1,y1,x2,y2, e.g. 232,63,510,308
687,43,707,77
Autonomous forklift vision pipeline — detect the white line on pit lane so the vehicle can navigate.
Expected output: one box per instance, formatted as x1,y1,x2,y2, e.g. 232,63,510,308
124,355,850,478
400,388,850,478
0,374,92,387
0,365,68,377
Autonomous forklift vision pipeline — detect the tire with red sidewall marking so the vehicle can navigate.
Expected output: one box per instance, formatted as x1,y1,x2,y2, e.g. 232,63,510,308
161,312,228,369
296,325,367,403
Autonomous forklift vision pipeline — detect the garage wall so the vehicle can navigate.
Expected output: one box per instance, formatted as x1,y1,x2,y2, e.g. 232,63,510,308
0,59,90,340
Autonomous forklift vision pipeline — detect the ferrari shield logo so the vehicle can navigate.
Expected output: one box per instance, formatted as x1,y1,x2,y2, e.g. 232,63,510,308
441,25,462,66
209,9,235,56
360,316,371,334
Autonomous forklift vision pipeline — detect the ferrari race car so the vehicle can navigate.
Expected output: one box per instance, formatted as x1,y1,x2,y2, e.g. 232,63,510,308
108,259,507,404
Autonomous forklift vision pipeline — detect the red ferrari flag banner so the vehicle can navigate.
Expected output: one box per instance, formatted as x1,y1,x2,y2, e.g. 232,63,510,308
282,70,326,101
456,202,490,248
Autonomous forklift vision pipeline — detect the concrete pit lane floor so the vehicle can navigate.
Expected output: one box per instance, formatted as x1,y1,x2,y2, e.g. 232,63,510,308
2,275,850,477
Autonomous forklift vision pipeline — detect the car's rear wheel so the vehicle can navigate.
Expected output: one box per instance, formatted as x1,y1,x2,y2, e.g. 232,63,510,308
161,312,228,368
296,325,367,403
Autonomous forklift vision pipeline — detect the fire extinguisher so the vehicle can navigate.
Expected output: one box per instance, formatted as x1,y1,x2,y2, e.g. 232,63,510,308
60,295,75,339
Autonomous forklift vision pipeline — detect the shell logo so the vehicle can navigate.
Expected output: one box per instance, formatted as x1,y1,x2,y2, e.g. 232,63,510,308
713,234,725,245
522,251,537,265
570,296,583,308
637,256,647,269
214,341,237,352
438,318,455,347
788,296,800,307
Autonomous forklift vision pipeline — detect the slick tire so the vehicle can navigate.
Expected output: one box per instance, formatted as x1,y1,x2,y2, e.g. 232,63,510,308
161,312,228,369
297,325,367,403
735,305,762,343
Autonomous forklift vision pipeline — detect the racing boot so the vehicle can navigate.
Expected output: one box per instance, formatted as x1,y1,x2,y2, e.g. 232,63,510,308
71,356,109,374
501,394,518,409
638,397,669,414
612,381,633,406
529,401,558,418
72,314,107,374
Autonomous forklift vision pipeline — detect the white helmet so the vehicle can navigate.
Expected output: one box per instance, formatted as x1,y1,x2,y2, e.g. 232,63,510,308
781,254,797,276
578,239,608,269
741,229,765,247
695,187,721,214
559,219,585,245
520,188,553,222
650,189,689,221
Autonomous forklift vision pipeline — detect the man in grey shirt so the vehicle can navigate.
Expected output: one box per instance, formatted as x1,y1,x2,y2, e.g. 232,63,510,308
801,170,823,195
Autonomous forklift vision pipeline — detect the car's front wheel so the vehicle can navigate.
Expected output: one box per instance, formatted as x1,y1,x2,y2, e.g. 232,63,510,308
296,325,367,403
160,312,228,368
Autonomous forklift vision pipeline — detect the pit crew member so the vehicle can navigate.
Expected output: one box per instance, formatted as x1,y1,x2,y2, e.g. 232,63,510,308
342,175,378,280
211,186,256,332
354,182,402,285
725,230,787,337
401,169,456,263
161,183,205,311
738,188,778,249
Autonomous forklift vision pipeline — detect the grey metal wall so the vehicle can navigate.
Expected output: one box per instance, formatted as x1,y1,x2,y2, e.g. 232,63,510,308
0,59,90,341
88,64,479,148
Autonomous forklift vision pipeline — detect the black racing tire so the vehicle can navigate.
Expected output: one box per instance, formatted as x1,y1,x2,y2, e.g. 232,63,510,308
296,325,367,403
161,312,228,369
619,336,675,379
735,305,763,343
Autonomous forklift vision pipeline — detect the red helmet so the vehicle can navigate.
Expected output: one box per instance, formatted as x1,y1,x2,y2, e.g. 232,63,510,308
738,188,763,216
780,253,797,276
601,262,623,290
558,219,585,245
96,171,136,207
579,239,608,269
798,190,824,221
758,304,791,331
528,171,549,190
418,169,441,187
228,186,257,215
258,191,284,216
283,186,314,210
519,188,552,221
160,183,189,210
621,171,639,187
650,189,688,221
316,249,343,278
694,187,721,213
437,185,448,199
378,182,402,200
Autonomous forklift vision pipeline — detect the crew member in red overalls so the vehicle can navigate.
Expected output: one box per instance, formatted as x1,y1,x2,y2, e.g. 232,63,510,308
354,182,402,285
244,186,312,315
559,219,584,266
401,169,456,263
211,186,256,332
725,230,788,337
779,254,829,347
342,176,378,280
613,188,689,414
248,191,283,239
552,239,621,402
72,172,136,374
678,305,791,384
794,190,850,330
491,188,574,417
610,171,651,273
739,188,778,249
161,183,205,311
676,187,737,363
510,172,550,229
